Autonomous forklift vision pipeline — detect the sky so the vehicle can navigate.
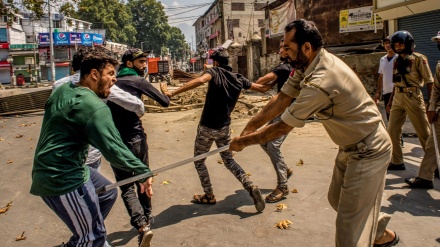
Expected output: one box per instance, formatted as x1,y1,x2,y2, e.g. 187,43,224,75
160,0,213,50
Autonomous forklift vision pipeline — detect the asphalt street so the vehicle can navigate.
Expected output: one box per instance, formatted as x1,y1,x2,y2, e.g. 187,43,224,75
0,105,439,247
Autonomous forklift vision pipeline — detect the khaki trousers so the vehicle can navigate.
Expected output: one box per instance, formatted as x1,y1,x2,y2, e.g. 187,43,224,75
418,116,440,181
387,90,430,164
328,123,392,247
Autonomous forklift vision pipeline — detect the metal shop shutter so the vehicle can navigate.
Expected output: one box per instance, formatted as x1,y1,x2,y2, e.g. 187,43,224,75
398,10,440,98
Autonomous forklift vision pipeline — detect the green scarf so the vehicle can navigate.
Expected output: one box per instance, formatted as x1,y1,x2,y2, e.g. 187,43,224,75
117,67,139,77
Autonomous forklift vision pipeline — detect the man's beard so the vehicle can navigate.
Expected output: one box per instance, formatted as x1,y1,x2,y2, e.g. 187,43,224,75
289,49,309,71
133,65,145,76
280,56,288,62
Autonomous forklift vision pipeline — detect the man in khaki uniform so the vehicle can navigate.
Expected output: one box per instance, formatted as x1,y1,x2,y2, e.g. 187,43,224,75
386,31,434,170
405,31,440,189
230,19,398,247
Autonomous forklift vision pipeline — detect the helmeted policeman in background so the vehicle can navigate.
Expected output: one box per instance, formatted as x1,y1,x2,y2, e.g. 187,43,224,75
386,30,434,170
405,31,440,189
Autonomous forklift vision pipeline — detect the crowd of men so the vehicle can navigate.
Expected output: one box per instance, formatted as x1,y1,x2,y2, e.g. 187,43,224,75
29,19,440,247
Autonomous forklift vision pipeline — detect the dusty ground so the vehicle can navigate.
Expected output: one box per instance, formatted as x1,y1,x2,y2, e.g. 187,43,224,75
0,96,439,247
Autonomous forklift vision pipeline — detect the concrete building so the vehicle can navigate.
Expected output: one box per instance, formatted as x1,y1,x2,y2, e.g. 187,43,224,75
193,0,267,71
0,12,26,83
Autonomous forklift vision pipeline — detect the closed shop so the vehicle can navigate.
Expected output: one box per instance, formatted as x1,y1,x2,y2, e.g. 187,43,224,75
398,10,440,75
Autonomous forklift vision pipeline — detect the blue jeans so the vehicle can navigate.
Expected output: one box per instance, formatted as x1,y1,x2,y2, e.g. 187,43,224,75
42,168,117,247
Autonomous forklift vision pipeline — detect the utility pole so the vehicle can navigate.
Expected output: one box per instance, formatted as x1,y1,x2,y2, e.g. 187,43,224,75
48,0,56,82
32,18,38,84
141,42,144,51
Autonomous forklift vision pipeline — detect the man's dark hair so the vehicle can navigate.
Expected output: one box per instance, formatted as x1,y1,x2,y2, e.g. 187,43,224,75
80,51,119,79
284,19,323,50
72,46,110,72
210,48,229,66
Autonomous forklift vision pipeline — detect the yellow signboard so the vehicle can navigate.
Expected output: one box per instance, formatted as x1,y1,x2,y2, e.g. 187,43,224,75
339,6,383,33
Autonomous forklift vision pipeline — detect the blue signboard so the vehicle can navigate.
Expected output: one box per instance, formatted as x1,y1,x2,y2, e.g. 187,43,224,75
39,32,104,46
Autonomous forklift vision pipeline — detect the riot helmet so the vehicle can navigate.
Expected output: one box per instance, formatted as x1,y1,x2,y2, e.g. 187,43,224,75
390,31,415,54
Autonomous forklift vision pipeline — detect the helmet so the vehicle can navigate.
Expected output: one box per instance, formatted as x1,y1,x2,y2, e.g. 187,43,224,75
390,31,415,54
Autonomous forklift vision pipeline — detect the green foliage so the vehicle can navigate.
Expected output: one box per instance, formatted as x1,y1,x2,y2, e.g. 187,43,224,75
127,0,169,54
167,26,189,61
77,0,137,45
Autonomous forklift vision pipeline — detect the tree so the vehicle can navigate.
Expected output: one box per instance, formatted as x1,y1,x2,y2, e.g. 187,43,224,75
127,0,169,55
166,26,188,61
76,0,136,45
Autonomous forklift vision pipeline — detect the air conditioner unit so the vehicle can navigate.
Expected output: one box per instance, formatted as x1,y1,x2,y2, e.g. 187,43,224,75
25,57,34,65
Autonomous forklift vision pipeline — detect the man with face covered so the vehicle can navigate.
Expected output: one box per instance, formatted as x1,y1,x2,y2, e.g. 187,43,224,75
405,31,440,189
230,19,398,247
386,31,434,171
107,48,170,247
30,51,154,246
253,38,294,203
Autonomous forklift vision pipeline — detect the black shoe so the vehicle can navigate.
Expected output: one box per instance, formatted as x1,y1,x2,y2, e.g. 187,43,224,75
387,163,406,170
249,185,265,212
404,177,434,189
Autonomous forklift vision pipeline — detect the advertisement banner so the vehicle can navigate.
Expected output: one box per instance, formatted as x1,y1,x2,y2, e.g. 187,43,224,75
269,0,296,37
54,32,70,45
39,32,103,46
339,6,383,33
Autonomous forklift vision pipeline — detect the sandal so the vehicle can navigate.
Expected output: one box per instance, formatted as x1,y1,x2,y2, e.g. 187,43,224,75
191,193,216,205
374,231,399,247
265,187,289,203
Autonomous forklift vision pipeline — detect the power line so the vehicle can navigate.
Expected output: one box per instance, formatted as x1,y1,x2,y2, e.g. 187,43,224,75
166,4,212,17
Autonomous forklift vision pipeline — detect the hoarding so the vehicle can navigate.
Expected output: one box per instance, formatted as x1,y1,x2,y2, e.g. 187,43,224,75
38,32,104,46
339,6,383,33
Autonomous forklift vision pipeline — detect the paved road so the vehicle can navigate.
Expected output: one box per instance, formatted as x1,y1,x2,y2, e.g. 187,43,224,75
0,107,439,247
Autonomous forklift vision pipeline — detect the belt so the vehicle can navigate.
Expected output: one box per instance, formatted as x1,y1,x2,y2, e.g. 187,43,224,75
395,87,418,93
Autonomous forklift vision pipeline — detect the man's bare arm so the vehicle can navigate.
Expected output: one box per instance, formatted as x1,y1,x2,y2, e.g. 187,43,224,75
231,120,293,151
254,72,277,85
241,92,293,136
164,73,212,97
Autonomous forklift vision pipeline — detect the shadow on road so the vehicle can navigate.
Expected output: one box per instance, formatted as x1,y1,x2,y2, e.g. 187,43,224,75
107,189,271,246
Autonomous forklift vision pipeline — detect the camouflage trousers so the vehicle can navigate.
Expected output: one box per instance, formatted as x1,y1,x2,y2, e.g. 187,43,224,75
194,124,253,195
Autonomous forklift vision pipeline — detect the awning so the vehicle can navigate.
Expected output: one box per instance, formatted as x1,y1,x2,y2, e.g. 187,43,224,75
55,62,70,67
9,50,36,56
0,61,11,67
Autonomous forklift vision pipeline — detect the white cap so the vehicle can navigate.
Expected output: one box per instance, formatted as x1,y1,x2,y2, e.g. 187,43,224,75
432,31,440,41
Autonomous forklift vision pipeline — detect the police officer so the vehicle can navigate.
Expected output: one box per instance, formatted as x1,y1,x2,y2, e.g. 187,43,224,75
405,31,440,189
386,31,434,170
231,19,398,247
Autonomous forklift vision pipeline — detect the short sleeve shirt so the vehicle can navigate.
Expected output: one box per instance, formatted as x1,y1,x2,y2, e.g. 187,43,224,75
272,62,293,92
201,66,251,129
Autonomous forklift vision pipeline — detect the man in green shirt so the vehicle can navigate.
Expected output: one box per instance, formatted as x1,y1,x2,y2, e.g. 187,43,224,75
31,51,154,247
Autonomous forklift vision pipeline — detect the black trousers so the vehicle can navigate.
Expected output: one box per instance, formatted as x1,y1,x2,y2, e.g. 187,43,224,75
111,134,151,229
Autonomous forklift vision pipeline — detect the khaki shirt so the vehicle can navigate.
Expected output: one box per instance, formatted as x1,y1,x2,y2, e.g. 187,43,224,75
280,49,383,146
428,61,440,111
393,52,433,88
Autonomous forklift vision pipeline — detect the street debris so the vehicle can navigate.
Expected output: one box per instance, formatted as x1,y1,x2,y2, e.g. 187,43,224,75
0,138,4,141
246,172,252,176
162,180,171,185
296,159,304,166
276,203,287,212
274,220,293,230
7,160,13,164
15,231,26,241
217,159,223,164
15,134,23,138
0,201,12,214
292,189,298,193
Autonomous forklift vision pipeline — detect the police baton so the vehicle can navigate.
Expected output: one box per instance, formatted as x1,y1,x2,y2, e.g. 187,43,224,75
95,145,230,194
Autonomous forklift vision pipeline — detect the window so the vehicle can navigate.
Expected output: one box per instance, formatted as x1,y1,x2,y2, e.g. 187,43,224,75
229,19,240,28
2,16,7,23
254,3,266,11
258,19,265,28
231,2,245,11
53,20,61,28
13,16,17,23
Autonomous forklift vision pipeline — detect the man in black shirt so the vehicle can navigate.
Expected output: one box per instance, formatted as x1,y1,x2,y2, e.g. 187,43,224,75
253,38,294,203
107,48,170,247
162,48,270,212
